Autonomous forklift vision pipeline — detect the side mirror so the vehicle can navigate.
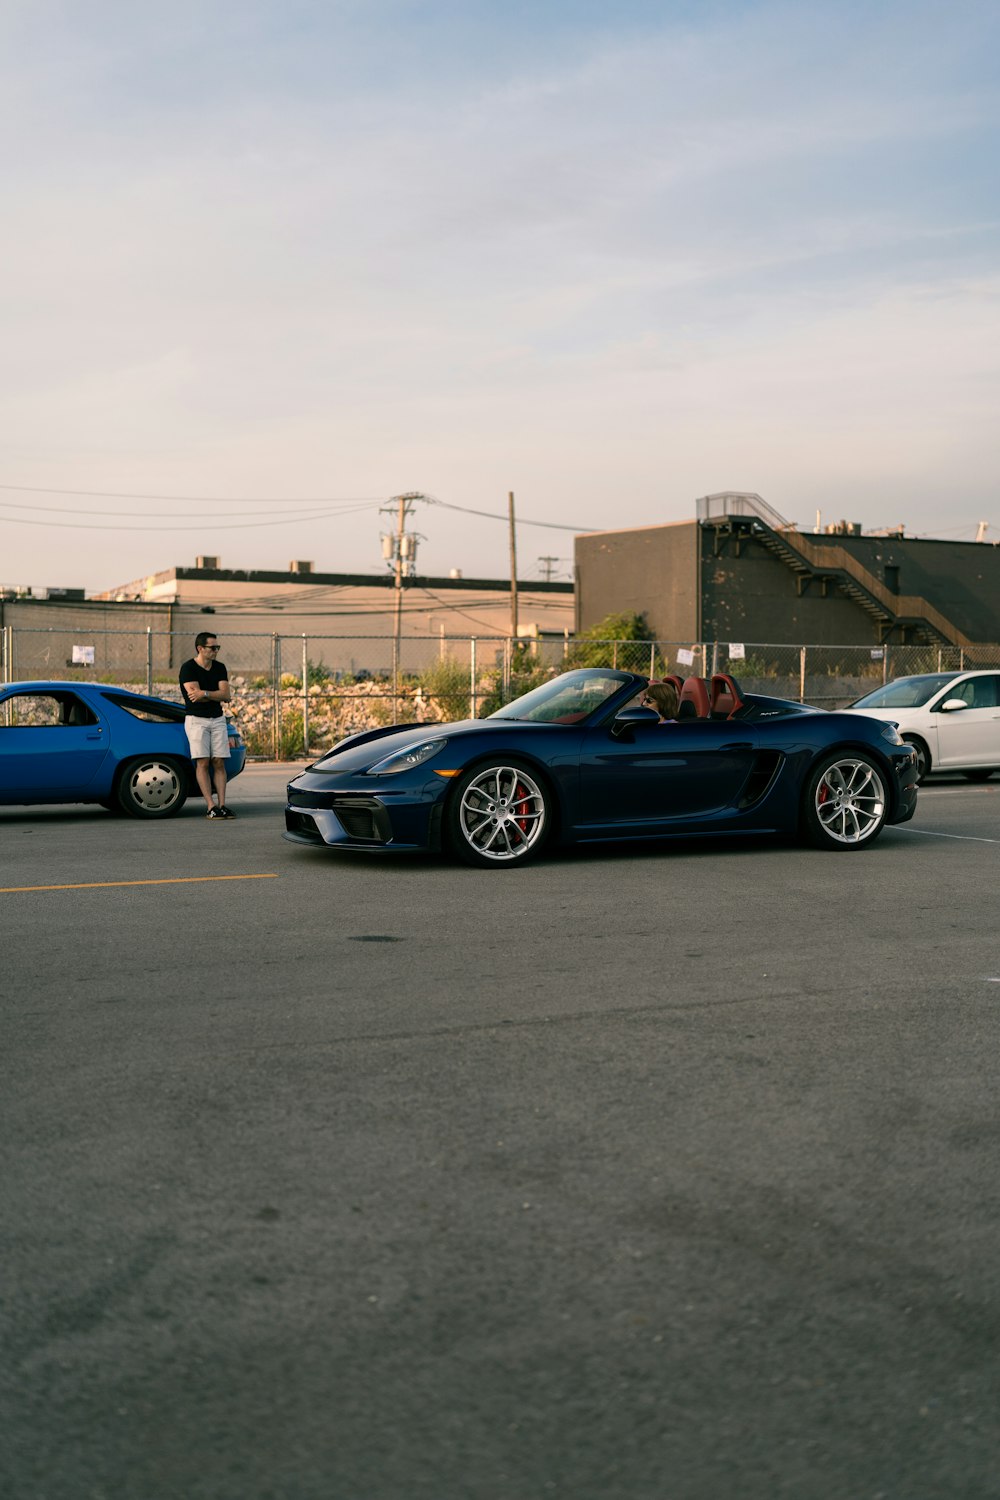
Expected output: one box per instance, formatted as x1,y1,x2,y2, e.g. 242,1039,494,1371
612,705,659,739
940,698,969,712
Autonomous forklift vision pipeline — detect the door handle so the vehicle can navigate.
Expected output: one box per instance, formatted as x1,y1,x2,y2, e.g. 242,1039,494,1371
86,730,103,739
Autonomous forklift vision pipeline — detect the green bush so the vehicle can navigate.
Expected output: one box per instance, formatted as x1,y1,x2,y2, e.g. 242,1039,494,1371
244,709,308,760
564,611,655,670
418,656,471,720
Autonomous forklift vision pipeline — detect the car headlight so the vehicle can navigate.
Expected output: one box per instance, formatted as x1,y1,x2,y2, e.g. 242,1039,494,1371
880,724,904,746
367,738,447,775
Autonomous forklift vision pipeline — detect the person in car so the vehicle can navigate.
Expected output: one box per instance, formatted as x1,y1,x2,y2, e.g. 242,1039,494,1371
643,681,679,722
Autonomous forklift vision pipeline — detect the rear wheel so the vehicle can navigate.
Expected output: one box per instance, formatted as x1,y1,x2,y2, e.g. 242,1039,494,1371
803,752,888,850
962,768,995,783
903,735,930,784
116,757,188,818
446,759,549,868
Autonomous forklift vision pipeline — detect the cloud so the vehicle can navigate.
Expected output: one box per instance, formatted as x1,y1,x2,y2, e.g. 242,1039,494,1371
0,0,998,587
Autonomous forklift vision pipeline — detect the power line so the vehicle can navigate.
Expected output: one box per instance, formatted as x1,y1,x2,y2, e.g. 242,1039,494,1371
0,504,380,532
0,497,342,520
0,483,382,504
0,482,597,533
411,584,518,633
422,494,591,532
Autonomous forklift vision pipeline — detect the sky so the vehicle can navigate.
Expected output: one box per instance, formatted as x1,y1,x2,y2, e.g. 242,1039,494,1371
1,0,998,594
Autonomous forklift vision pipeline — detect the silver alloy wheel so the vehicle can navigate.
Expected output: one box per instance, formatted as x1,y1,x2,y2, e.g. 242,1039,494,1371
119,758,186,817
813,757,886,845
457,764,546,862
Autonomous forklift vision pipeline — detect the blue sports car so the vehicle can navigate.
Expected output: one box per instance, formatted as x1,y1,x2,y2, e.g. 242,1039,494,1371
0,680,246,818
284,669,918,867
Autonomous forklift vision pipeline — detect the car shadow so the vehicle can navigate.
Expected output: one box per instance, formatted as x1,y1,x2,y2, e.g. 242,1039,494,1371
0,806,114,825
277,827,914,876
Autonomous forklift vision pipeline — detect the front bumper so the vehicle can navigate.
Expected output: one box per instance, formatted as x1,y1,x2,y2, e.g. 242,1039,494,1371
283,781,443,852
888,744,919,825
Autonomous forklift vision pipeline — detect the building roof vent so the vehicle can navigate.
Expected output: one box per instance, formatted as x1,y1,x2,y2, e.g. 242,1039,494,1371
196,555,220,570
289,560,313,574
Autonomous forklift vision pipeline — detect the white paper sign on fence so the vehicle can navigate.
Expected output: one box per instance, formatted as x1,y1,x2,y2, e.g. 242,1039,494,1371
728,642,746,660
676,647,695,666
870,648,884,660
72,645,95,665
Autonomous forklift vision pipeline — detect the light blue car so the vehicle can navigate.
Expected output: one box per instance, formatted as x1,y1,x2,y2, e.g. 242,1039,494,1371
0,680,246,817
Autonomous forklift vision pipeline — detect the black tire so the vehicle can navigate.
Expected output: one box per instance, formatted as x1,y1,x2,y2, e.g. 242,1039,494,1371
802,751,888,851
962,769,995,783
116,757,189,818
903,735,930,784
446,758,549,869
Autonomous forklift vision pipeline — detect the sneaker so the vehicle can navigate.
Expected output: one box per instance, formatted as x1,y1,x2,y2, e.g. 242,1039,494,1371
218,806,235,819
207,807,222,819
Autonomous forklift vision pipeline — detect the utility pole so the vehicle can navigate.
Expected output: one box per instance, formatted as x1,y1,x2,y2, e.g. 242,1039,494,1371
537,555,560,583
508,490,518,641
392,492,409,654
380,492,423,719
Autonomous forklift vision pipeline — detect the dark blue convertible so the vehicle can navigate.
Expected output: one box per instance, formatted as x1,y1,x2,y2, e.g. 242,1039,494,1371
284,669,918,867
0,680,246,817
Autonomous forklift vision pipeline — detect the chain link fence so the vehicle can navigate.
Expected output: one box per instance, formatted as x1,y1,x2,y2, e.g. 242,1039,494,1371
2,625,998,759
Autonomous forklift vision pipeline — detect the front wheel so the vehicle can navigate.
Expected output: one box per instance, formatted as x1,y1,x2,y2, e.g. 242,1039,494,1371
446,759,549,868
116,757,188,818
802,752,888,851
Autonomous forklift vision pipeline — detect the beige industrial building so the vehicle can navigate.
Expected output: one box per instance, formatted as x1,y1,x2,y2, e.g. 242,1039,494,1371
92,556,574,641
1,558,573,683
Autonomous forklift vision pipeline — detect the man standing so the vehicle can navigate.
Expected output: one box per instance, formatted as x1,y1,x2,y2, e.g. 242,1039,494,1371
179,632,234,819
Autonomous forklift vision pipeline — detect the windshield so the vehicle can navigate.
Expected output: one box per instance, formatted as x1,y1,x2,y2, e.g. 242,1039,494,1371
489,670,631,723
850,674,956,709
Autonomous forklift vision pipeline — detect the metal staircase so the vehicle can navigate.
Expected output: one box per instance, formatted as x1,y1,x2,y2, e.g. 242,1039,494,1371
696,493,980,649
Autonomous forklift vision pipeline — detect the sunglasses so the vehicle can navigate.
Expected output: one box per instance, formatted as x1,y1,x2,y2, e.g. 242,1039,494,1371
203,644,220,650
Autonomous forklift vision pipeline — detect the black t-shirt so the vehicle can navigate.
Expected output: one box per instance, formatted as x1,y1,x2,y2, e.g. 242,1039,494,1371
179,658,228,718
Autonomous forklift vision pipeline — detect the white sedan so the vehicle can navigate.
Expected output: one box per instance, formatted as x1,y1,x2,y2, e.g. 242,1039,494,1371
843,670,1000,783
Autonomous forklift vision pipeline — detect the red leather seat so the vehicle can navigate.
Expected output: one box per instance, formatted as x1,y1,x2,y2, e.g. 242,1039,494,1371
710,673,745,720
663,674,684,697
677,676,711,720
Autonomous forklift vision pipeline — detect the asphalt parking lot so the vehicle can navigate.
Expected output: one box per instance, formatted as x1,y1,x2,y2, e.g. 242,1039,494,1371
3,767,999,1500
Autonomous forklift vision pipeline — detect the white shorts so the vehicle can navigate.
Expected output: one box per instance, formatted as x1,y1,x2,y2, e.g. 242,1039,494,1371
185,715,231,760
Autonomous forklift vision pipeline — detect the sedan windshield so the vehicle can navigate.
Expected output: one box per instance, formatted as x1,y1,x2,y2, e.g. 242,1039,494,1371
850,674,956,709
490,670,631,723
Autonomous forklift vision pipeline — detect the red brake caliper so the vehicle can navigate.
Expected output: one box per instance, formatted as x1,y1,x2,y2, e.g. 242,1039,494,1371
514,780,529,839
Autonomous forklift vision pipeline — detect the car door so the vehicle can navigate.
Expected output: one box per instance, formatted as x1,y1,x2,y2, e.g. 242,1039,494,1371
575,718,758,836
932,675,1000,768
0,690,110,797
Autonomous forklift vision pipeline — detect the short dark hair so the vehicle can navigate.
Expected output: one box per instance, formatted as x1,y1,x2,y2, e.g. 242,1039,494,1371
195,631,218,649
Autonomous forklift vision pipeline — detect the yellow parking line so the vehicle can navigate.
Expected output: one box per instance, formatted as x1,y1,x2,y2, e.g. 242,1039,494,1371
0,874,279,894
